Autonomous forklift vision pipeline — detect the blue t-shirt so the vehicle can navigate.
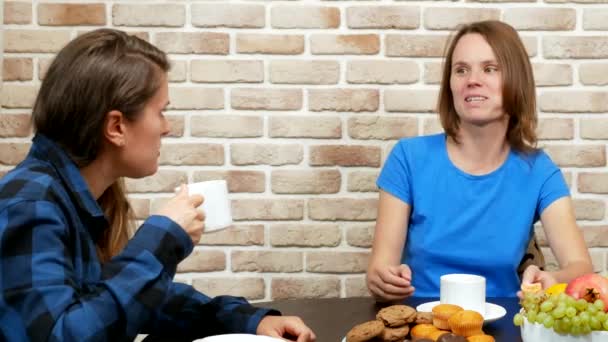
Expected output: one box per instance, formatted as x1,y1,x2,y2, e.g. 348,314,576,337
377,133,569,297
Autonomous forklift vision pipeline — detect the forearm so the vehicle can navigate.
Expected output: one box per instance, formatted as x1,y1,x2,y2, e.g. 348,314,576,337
550,260,594,283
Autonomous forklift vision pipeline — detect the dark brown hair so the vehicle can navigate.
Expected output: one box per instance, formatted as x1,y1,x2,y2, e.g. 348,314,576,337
437,20,537,153
32,29,170,262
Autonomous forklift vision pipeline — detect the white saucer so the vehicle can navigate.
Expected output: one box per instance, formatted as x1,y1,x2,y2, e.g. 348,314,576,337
195,335,283,342
416,301,507,323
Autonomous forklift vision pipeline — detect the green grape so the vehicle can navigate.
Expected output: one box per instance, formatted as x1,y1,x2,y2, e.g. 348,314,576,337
571,325,581,335
551,306,566,319
537,312,548,323
572,315,582,327
589,316,602,330
587,303,599,314
540,301,555,312
596,311,606,323
581,323,592,334
561,317,572,332
513,313,524,326
575,299,588,311
566,306,577,318
580,311,591,325
542,315,555,328
603,317,608,330
527,310,538,324
594,299,605,312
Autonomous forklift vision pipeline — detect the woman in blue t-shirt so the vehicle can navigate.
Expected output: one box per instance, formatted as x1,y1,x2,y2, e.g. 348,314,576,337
366,20,592,301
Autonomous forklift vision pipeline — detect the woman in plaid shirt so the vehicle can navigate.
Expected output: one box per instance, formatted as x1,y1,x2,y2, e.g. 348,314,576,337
0,29,315,342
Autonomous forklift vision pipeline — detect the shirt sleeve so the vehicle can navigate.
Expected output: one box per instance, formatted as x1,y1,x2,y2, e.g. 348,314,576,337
376,140,413,205
0,200,193,341
141,283,280,339
536,152,570,216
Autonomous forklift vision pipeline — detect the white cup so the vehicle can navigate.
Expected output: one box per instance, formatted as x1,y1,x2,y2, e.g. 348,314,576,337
177,180,233,232
440,274,486,316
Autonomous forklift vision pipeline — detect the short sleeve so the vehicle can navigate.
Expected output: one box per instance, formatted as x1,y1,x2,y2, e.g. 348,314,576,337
537,153,570,215
376,140,413,206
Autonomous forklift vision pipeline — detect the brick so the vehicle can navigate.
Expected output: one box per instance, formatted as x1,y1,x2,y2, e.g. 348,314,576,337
269,116,342,139
193,170,265,193
270,60,339,85
236,34,304,55
423,118,444,135
541,247,603,273
424,62,443,85
271,277,340,299
177,250,225,273
346,224,375,248
307,251,369,273
271,6,340,29
533,63,572,86
231,88,302,111
573,199,605,220
308,198,378,221
578,173,608,194
192,3,264,28
191,60,263,83
4,1,32,24
38,58,53,80
581,119,608,140
125,170,187,193
424,8,500,30
543,36,608,58
584,9,608,30
3,58,33,81
504,8,576,30
191,115,263,138
310,145,381,167
347,172,379,193
0,114,31,138
166,115,184,137
231,144,303,166
232,251,303,272
0,143,30,165
38,3,105,26
309,89,379,112
539,91,608,113
168,87,224,110
386,35,448,57
160,143,224,166
112,4,184,27
385,89,438,113
578,226,608,248
232,199,304,221
199,225,264,246
345,277,371,297
468,0,535,2
348,116,418,140
5,30,71,53
543,145,606,167
269,224,341,247
271,170,341,194
193,278,265,300
167,60,186,82
127,198,149,220
579,63,608,85
521,36,538,57
346,6,419,29
347,60,419,84
311,34,380,55
1,84,38,109
155,32,229,54
537,118,573,140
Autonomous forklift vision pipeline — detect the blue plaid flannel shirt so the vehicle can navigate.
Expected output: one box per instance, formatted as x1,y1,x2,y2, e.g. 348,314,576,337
0,134,278,341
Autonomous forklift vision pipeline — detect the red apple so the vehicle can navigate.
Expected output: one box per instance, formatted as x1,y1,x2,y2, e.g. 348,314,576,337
565,273,608,312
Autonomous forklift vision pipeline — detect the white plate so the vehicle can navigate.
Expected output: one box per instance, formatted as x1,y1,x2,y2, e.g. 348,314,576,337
195,334,284,342
415,301,507,324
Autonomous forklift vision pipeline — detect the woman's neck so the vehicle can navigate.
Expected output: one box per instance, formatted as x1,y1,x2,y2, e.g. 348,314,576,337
447,122,510,175
79,154,117,200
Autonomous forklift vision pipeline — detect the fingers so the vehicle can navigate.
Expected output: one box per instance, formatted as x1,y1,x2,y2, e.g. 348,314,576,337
282,317,316,342
379,268,410,288
398,264,412,281
189,194,204,208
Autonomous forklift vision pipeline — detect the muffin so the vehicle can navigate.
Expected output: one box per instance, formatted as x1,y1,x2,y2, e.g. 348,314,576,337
432,304,464,330
428,329,450,341
437,333,468,342
410,323,440,340
448,310,484,337
467,334,495,342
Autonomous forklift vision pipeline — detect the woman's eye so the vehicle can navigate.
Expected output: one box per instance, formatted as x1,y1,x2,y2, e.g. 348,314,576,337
485,66,498,73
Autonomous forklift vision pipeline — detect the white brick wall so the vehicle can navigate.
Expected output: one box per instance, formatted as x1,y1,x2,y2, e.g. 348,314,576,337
2,0,607,302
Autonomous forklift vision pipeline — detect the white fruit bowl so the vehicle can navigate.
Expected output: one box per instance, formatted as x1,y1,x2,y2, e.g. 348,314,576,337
521,317,608,342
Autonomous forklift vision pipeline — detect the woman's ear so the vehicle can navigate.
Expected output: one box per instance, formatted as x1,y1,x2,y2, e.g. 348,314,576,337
104,110,126,147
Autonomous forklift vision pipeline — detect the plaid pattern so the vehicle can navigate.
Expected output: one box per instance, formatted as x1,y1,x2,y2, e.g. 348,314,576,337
0,134,276,341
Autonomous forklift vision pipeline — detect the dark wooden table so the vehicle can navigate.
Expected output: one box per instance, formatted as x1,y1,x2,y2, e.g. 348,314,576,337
259,297,522,342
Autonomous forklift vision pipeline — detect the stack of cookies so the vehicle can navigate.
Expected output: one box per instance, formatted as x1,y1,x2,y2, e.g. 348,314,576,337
345,304,495,342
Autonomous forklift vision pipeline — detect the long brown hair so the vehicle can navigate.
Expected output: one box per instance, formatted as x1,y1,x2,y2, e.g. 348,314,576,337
32,29,170,262
437,20,537,153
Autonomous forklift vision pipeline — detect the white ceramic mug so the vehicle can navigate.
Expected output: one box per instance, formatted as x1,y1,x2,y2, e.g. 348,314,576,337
440,273,486,316
177,180,232,232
